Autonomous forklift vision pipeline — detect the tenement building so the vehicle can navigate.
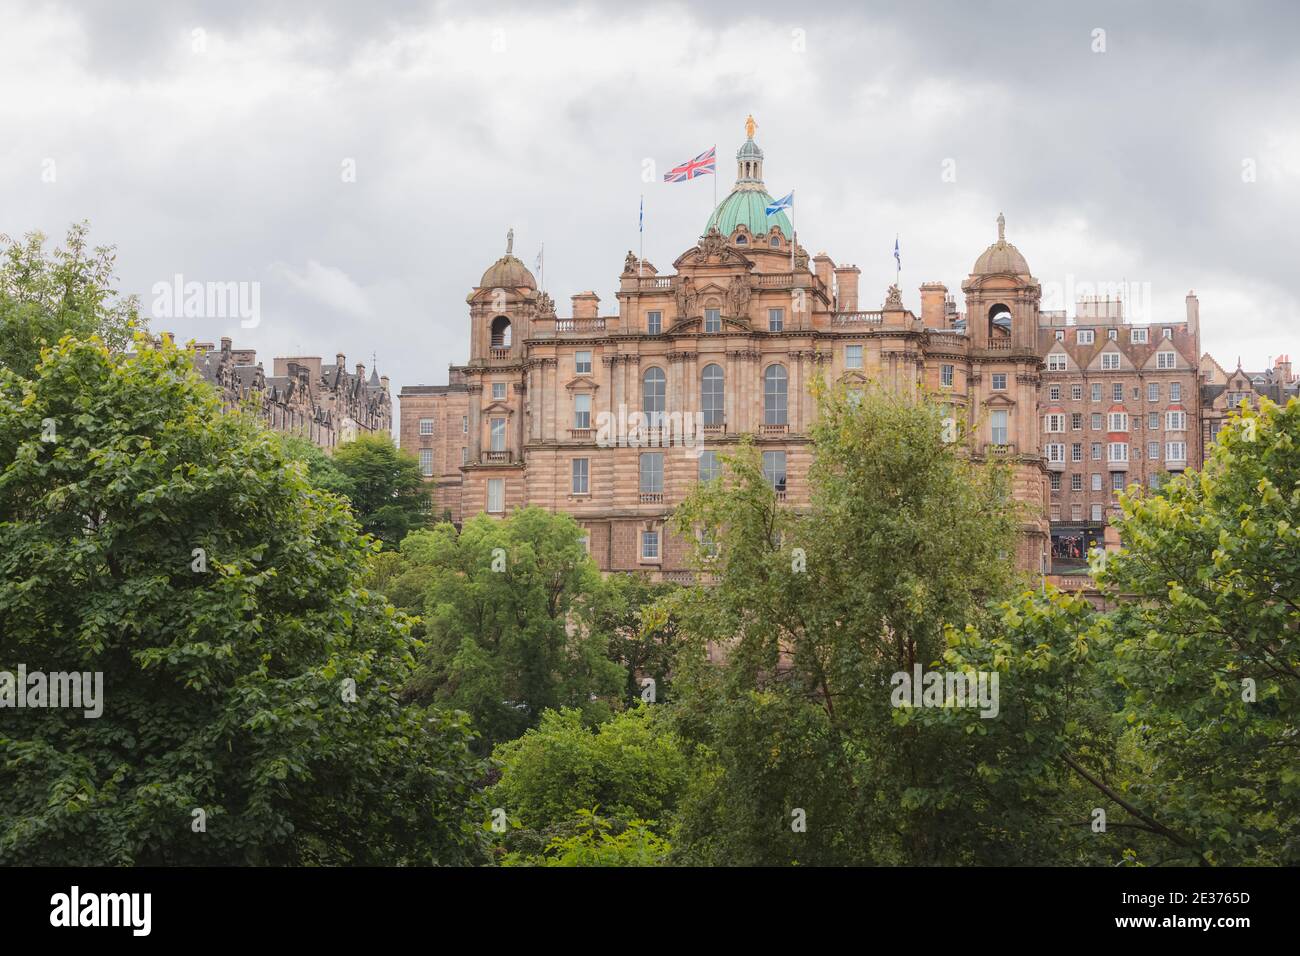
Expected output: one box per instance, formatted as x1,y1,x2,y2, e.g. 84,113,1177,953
185,336,393,451
1198,352,1298,456
1037,294,1203,569
402,121,1069,576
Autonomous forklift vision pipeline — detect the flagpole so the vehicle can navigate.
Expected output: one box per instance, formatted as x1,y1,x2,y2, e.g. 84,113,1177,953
712,145,717,212
638,194,644,278
895,233,900,287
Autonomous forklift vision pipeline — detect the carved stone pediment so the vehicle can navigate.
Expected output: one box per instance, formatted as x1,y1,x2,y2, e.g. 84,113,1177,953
564,374,600,391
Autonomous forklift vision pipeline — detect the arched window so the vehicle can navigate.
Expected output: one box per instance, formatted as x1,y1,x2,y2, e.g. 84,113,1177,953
987,303,1012,339
642,367,666,425
701,363,724,425
736,235,747,245
490,315,512,348
770,235,781,248
764,364,787,425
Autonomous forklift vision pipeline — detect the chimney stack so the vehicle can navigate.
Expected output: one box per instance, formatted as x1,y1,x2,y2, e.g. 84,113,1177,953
813,253,835,298
1185,290,1200,333
833,265,860,312
571,292,600,319
919,282,948,328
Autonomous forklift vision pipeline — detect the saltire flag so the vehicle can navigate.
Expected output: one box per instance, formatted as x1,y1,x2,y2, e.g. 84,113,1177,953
639,195,644,233
894,235,901,271
663,146,716,182
765,191,794,216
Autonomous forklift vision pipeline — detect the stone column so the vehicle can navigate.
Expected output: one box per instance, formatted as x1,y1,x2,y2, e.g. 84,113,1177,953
467,382,483,461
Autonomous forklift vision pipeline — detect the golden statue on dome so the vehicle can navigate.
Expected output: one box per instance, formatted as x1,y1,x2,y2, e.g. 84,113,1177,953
745,114,757,139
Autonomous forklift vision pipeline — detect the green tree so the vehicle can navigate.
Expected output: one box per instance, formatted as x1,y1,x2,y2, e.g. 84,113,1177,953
276,433,355,500
591,572,679,706
666,383,1028,864
403,508,626,748
0,335,488,865
1095,396,1300,864
500,809,670,867
491,705,687,836
0,223,141,378
330,432,429,548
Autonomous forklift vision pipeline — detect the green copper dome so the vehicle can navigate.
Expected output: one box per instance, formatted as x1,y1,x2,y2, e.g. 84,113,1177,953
705,189,792,240
705,121,792,240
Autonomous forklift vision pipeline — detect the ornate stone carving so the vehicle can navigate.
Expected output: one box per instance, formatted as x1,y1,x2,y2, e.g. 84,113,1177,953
623,250,638,275
675,276,697,318
699,227,725,259
727,275,752,317
794,246,809,270
536,291,556,317
884,284,904,310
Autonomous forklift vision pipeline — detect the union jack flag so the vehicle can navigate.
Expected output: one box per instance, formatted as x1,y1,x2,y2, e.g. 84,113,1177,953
663,146,716,182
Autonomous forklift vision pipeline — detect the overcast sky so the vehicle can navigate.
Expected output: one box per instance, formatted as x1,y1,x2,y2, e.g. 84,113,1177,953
3,0,1298,404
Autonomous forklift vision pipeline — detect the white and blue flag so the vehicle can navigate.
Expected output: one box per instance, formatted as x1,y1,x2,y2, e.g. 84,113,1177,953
765,191,794,216
894,235,901,271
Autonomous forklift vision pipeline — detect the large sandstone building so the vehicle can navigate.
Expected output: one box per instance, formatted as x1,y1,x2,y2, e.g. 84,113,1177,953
401,122,1218,578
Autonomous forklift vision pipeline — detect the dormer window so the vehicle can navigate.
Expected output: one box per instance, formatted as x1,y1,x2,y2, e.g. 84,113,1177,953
736,235,747,245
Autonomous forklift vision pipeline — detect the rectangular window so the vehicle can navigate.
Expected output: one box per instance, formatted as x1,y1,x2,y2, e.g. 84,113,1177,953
1049,384,1060,400
492,382,506,400
487,478,504,513
1165,410,1186,430
1111,472,1125,491
1071,473,1083,491
1108,442,1129,462
1050,472,1061,491
1046,443,1065,463
1091,382,1102,402
1112,383,1124,402
1108,329,1118,340
571,458,589,495
1148,411,1159,429
769,308,784,332
991,410,1008,445
1072,504,1082,521
419,418,434,436
418,448,433,476
461,446,468,464
845,344,863,369
1131,328,1148,344
704,308,721,333
1092,473,1103,491
941,364,954,387
1071,383,1083,400
1051,504,1061,521
1044,414,1064,433
574,394,591,429
1166,441,1187,461
575,350,592,374
1091,412,1103,430
462,416,468,434
1108,412,1128,431
1102,352,1120,370
1071,443,1083,462
1091,442,1102,460
646,311,662,335
640,452,663,494
1071,412,1082,430
1148,441,1160,460
762,450,787,493
1170,382,1182,402
1162,327,1173,339
1157,351,1176,370
1047,353,1067,371
698,450,720,482
1091,504,1103,521
641,529,660,560
1148,382,1159,402
490,417,506,451
994,373,1008,391
1077,329,1095,345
